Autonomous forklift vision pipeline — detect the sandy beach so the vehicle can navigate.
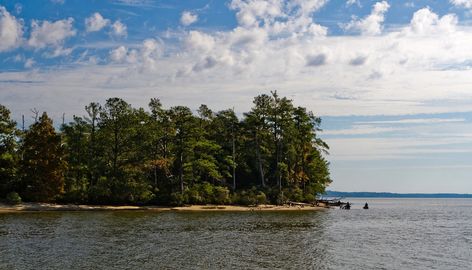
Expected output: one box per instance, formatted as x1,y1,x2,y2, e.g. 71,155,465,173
0,203,327,213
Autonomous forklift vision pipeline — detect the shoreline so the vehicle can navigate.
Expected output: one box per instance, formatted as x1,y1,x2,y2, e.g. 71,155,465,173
0,203,328,213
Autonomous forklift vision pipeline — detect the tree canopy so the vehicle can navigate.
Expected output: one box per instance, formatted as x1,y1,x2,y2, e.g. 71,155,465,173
0,92,331,205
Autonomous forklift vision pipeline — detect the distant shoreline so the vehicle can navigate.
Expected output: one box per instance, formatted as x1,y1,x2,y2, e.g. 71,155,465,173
0,203,327,213
325,191,472,198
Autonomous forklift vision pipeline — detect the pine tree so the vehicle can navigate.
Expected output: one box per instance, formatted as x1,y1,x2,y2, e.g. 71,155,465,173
0,104,19,197
20,112,66,202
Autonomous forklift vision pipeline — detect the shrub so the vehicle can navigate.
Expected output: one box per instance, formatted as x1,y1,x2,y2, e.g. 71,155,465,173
88,177,112,204
255,192,267,205
170,192,186,206
6,192,22,205
185,188,203,204
213,186,230,204
304,193,315,203
291,187,304,202
237,190,257,206
276,192,287,205
199,182,214,204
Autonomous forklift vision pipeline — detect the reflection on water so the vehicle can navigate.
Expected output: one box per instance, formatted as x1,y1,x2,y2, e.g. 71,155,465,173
1,199,472,269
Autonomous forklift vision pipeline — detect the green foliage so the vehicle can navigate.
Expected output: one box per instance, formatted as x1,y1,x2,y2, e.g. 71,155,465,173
182,183,231,205
20,113,66,202
0,104,18,197
213,186,230,204
255,192,267,205
6,191,22,205
170,192,186,206
0,92,331,205
233,188,267,206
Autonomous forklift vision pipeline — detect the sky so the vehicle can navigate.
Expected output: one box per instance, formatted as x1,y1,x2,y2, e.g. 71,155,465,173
2,0,472,193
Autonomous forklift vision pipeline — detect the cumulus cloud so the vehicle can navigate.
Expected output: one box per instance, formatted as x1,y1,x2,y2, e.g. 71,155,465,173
0,6,23,52
109,39,160,71
343,1,390,35
111,20,127,36
180,11,198,26
85,12,110,32
110,45,127,62
7,1,472,121
229,0,284,28
27,18,76,49
185,31,215,52
407,8,457,35
229,0,327,37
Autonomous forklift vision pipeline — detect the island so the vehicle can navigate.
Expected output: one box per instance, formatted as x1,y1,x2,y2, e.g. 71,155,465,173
0,92,331,209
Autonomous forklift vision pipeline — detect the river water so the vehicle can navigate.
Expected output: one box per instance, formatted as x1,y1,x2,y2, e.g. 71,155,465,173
1,198,471,269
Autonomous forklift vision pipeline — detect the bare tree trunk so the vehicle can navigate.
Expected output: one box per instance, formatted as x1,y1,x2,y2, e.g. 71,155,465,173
255,132,265,187
154,166,158,187
179,150,184,194
232,122,236,191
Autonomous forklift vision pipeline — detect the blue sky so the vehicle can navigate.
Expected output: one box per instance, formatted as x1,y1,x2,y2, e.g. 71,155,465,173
2,0,472,193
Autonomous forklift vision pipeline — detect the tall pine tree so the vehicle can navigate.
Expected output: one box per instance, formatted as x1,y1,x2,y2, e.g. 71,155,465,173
20,112,66,202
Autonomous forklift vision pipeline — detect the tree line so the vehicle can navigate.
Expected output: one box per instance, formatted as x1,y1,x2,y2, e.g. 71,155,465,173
0,91,331,205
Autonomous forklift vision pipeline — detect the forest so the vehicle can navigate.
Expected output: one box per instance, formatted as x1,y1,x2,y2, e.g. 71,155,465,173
0,91,331,205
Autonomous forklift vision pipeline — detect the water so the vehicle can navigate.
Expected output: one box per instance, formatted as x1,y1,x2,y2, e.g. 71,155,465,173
1,198,471,269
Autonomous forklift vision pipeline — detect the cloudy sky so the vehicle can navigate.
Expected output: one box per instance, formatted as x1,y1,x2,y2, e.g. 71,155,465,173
2,0,472,193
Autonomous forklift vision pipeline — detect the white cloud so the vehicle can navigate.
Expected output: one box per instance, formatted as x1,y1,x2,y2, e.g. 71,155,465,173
111,20,127,36
229,0,284,28
24,58,35,68
407,8,457,35
323,125,402,135
0,6,23,52
14,3,22,14
109,39,160,72
450,0,472,9
43,46,73,58
27,18,76,49
356,118,466,125
110,45,128,62
85,12,110,32
6,2,472,121
185,31,215,52
346,0,360,7
180,11,198,26
343,1,390,35
229,0,327,37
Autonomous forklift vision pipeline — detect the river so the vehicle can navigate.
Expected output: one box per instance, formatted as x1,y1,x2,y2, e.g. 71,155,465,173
1,198,471,269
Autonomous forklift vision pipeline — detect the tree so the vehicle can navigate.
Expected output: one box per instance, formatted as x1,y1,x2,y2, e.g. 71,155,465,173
0,92,332,204
97,98,153,203
168,106,196,194
84,102,101,187
212,109,239,190
20,112,66,202
147,98,174,192
0,104,19,197
61,116,90,202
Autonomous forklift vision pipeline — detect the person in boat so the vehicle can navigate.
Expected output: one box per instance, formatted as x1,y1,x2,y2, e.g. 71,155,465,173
343,202,351,210
363,202,369,209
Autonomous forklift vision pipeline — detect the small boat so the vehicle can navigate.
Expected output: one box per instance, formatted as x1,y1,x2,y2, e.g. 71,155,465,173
341,202,351,210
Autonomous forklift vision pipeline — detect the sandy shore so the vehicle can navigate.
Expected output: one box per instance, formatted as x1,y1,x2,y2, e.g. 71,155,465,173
0,203,327,213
